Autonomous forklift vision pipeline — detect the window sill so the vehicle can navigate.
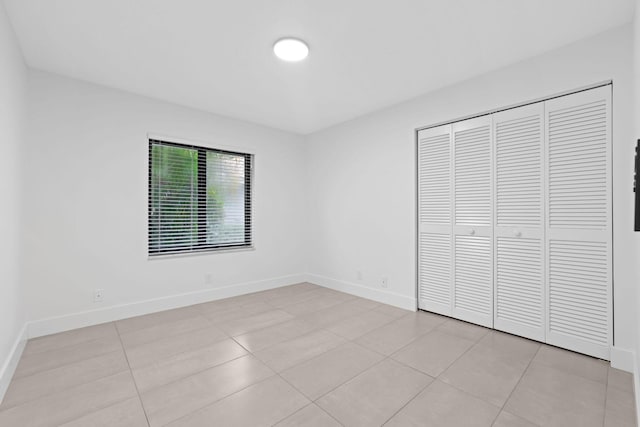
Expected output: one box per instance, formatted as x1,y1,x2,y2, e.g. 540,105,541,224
147,246,255,260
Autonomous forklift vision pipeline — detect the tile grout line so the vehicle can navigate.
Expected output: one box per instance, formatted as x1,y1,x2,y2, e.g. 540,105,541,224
310,354,391,404
122,295,377,409
227,318,348,427
114,321,152,427
26,322,147,426
11,334,120,380
0,347,127,411
163,373,280,426
389,319,487,370
285,312,458,424
0,324,136,419
269,402,345,427
389,326,489,381
382,327,543,426
132,294,356,425
272,371,345,426
378,354,433,427
489,343,542,427
134,351,250,395
378,327,492,426
1,284,318,423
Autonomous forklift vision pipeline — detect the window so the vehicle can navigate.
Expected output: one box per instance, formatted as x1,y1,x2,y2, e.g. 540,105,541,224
148,139,252,255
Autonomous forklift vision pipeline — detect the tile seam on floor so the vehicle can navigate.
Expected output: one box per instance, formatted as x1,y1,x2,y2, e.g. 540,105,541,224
489,343,542,427
324,312,396,341
140,288,322,421
378,326,488,427
249,328,347,373
310,403,346,427
12,338,123,380
275,340,384,402
377,357,434,427
273,403,345,427
271,372,333,425
117,314,213,341
0,368,132,411
115,319,152,427
115,309,203,332
0,346,127,399
0,371,140,426
348,312,416,357
280,300,346,317
123,326,232,370
385,327,509,425
162,372,280,427
22,325,119,356
132,351,250,395
121,323,224,350
310,355,392,405
54,395,143,427
262,289,327,309
387,323,483,378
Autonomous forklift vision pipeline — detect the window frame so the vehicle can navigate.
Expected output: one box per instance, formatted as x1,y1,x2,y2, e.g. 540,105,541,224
147,137,254,257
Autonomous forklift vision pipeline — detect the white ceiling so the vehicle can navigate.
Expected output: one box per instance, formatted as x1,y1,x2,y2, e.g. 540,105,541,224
4,0,635,134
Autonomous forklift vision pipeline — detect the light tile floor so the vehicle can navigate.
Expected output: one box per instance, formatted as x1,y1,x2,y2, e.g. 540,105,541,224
0,283,635,426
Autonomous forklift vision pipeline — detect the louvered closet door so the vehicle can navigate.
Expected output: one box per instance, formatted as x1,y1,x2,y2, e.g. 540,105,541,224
452,116,493,327
418,124,453,316
493,103,545,341
545,86,612,360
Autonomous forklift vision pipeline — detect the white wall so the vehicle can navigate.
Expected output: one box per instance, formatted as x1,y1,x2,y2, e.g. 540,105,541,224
0,0,27,396
633,0,640,420
306,25,637,365
22,71,307,334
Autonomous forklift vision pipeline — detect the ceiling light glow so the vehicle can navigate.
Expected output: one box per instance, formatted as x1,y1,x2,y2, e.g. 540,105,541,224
273,38,309,62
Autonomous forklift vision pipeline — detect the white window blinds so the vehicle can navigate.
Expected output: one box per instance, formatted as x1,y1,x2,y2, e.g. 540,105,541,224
148,139,253,255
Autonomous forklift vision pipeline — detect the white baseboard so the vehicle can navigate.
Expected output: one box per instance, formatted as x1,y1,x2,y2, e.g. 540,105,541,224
306,273,417,311
610,346,636,372
0,324,28,405
27,273,307,339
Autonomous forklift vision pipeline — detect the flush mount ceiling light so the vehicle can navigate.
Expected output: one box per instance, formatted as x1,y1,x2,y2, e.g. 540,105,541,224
273,38,309,62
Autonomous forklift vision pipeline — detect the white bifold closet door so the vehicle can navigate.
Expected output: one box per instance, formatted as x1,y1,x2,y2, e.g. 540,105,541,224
493,103,545,341
417,85,611,360
417,124,453,316
452,116,493,327
544,86,612,360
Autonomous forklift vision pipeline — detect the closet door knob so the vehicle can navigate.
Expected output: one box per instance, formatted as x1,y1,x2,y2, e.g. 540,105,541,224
514,230,522,237
469,229,476,235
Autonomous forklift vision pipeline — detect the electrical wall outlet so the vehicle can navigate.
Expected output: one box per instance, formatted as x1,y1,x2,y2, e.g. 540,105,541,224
94,289,104,303
381,277,388,288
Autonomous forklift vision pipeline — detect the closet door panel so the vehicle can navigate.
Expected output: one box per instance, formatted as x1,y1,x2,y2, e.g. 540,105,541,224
454,233,492,325
418,125,453,315
493,104,545,341
545,86,612,360
452,116,493,327
495,234,543,339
